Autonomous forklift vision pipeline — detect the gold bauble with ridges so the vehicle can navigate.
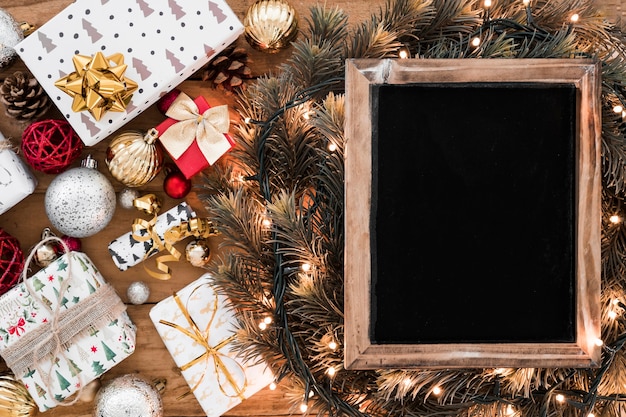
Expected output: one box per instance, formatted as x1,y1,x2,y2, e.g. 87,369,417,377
243,0,298,53
106,129,163,187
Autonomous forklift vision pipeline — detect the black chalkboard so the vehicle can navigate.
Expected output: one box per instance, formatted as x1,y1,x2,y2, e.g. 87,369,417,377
370,83,577,344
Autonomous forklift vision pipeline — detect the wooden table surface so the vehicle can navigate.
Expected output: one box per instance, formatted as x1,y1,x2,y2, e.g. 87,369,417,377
0,1,623,416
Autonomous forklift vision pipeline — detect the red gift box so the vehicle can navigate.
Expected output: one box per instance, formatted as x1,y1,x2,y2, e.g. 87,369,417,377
155,93,235,179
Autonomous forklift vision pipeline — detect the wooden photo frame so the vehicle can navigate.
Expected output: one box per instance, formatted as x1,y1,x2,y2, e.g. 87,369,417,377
344,58,602,369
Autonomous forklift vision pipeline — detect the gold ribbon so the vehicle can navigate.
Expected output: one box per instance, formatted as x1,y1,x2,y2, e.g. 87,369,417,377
159,92,231,163
54,52,138,121
131,194,219,280
158,287,247,400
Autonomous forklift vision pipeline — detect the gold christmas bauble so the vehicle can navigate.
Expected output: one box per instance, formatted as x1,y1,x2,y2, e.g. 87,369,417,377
0,371,37,417
106,129,164,187
185,239,211,267
243,0,298,53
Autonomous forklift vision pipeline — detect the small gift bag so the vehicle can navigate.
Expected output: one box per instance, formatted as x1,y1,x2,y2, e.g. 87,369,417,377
0,237,136,411
0,132,37,216
155,92,236,179
149,273,274,417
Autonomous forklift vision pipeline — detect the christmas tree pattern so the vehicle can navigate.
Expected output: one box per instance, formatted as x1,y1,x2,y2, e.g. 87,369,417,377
208,1,228,23
40,295,53,310
80,113,99,136
132,57,152,81
82,19,102,42
101,341,117,363
136,0,154,17
34,382,47,399
86,280,97,294
32,276,45,292
55,370,71,392
91,361,105,376
76,344,91,363
56,257,68,272
168,0,186,20
37,31,56,52
23,368,35,379
54,394,65,403
67,359,82,377
76,255,90,272
52,287,69,309
166,50,185,73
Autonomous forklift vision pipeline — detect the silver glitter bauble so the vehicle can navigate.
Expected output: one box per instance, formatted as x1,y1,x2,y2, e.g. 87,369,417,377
94,374,163,417
44,155,116,238
0,8,23,68
127,281,150,305
118,187,141,210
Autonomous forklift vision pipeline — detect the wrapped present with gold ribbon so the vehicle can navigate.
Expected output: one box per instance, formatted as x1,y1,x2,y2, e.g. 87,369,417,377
154,92,236,179
108,194,196,273
14,0,243,146
149,273,274,417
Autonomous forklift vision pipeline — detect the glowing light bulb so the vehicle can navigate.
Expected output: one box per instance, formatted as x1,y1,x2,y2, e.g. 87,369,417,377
300,403,308,413
327,367,336,376
587,413,595,417
261,218,272,229
399,49,409,59
328,341,338,350
523,0,530,5
328,142,337,152
432,386,442,395
594,338,604,347
471,37,481,47
505,404,516,416
610,214,621,224
570,13,579,23
259,321,268,330
614,105,623,113
484,0,492,7
269,382,277,390
614,298,621,305
301,263,311,272
403,377,412,387
244,117,252,124
556,393,565,402
609,310,618,319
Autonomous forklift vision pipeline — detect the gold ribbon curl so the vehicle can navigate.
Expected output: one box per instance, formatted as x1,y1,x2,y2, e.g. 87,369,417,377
131,194,219,280
159,92,231,164
159,287,247,400
54,52,138,121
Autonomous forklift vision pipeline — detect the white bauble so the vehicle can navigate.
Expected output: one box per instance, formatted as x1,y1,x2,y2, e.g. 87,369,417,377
45,156,116,238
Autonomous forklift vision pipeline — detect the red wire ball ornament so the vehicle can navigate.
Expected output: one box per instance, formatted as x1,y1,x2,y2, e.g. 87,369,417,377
21,119,84,174
163,168,192,199
0,228,23,296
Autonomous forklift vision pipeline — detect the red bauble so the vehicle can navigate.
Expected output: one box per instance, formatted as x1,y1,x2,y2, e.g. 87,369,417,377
163,169,192,199
0,228,23,296
21,119,83,174
61,235,82,252
156,88,181,115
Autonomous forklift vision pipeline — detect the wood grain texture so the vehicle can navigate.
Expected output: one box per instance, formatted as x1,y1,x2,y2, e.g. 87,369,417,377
0,0,619,416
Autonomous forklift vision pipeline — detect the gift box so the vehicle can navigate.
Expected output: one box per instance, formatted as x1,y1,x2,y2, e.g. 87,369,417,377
0,251,136,411
156,92,235,178
0,134,37,215
108,202,196,271
14,0,244,146
149,273,274,417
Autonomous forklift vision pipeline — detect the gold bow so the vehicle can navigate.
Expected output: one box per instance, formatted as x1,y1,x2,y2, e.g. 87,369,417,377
131,194,219,280
160,92,231,165
159,288,247,400
54,52,138,121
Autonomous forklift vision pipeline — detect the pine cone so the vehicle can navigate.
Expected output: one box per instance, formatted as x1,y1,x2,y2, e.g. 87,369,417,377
202,45,253,94
0,71,51,121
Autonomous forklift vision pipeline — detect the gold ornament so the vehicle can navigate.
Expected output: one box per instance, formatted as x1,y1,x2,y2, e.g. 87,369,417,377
77,378,101,403
54,52,138,121
243,0,298,53
106,129,164,187
185,239,211,267
0,371,37,417
34,228,59,268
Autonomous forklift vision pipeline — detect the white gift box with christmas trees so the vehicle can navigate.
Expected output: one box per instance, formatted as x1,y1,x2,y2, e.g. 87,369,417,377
149,273,274,417
14,0,244,146
0,132,37,215
0,251,136,412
